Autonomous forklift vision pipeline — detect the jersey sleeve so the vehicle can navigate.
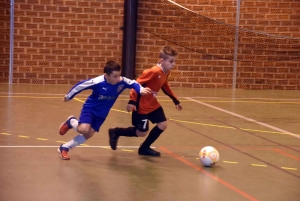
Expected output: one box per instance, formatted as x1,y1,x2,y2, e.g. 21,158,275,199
161,75,180,105
128,69,155,106
122,77,143,94
65,79,95,100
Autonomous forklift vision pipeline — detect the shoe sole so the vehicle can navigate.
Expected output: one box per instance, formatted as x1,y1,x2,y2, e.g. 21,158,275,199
59,115,75,135
57,148,70,160
138,153,161,157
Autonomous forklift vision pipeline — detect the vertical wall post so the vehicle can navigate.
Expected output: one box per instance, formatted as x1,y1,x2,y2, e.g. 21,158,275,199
9,0,15,84
233,0,241,89
122,0,138,79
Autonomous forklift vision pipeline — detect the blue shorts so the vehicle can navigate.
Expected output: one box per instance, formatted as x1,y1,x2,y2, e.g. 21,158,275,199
79,109,105,132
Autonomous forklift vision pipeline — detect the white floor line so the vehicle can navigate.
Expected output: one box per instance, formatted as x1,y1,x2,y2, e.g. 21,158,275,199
0,146,155,148
184,97,300,139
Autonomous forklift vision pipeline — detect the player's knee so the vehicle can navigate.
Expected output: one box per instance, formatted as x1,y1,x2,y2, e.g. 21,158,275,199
77,125,92,136
157,121,167,130
136,130,148,137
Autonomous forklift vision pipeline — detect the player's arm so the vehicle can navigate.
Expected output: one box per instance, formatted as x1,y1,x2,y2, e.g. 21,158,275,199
127,69,155,111
63,79,95,101
161,78,182,111
122,77,151,96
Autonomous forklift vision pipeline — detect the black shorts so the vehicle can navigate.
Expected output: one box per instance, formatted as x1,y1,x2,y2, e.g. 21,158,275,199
132,106,167,132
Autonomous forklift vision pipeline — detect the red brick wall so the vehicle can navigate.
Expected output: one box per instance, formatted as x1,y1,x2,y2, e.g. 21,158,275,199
1,0,124,85
137,0,300,89
0,0,299,89
237,0,300,90
0,0,10,82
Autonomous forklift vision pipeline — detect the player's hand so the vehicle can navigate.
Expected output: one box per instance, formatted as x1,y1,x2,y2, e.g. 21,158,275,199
140,87,152,95
63,96,70,102
175,104,183,111
126,104,136,112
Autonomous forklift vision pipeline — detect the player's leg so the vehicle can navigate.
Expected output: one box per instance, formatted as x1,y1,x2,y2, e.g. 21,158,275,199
58,110,93,160
108,111,148,150
58,110,104,160
58,108,97,136
138,107,167,157
58,127,95,160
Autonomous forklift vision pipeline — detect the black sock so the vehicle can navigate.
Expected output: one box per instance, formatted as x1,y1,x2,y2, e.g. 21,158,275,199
140,125,164,149
115,127,137,137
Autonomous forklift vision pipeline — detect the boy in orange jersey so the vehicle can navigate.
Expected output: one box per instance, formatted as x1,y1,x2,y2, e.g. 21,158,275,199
108,46,183,156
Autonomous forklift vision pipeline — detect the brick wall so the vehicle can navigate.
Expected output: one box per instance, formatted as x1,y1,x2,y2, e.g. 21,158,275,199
0,0,299,89
139,0,300,89
237,0,300,90
1,0,124,85
0,0,10,82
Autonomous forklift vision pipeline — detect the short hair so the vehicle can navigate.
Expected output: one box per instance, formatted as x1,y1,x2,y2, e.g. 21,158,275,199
104,61,121,75
159,46,178,60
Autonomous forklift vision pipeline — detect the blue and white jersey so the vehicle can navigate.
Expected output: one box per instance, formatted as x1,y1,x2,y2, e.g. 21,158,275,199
65,75,143,118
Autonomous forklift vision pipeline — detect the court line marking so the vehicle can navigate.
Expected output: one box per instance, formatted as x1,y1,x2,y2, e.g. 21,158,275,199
1,95,300,104
223,161,238,164
2,131,299,153
121,149,134,152
74,98,300,137
281,167,297,170
170,119,235,129
184,97,300,139
2,96,298,171
56,141,66,144
160,146,258,201
271,148,300,162
212,118,300,155
251,164,267,167
169,119,300,136
0,133,11,135
36,138,48,141
1,91,300,101
170,120,300,178
0,140,297,170
240,128,295,135
18,135,29,138
0,146,149,148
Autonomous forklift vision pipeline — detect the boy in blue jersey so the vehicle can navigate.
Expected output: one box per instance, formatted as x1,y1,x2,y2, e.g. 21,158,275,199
57,61,151,160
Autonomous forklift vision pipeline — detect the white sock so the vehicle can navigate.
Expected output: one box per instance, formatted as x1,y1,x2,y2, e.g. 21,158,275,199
70,118,79,132
62,134,86,149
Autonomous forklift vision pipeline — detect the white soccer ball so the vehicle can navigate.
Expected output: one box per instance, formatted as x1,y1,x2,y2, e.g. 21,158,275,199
199,146,219,167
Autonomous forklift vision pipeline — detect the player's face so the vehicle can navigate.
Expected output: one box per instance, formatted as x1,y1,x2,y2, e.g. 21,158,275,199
105,71,121,85
160,56,176,72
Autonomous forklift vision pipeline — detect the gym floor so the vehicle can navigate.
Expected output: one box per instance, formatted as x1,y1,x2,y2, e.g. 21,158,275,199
0,83,299,201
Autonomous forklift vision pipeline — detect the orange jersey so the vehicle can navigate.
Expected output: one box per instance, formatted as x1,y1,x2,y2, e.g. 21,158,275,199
128,65,180,114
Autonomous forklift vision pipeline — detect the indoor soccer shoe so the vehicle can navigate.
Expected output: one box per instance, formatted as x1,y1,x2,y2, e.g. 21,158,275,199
59,115,76,135
57,144,70,160
138,147,161,157
108,128,119,150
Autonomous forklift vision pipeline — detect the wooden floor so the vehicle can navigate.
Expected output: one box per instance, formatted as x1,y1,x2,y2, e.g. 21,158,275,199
0,83,299,201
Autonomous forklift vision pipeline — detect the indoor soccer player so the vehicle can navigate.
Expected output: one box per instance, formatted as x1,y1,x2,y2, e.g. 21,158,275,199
57,61,151,160
108,46,183,156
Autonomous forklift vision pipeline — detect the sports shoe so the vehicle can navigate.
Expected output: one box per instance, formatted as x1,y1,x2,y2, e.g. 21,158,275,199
57,144,70,160
59,115,76,135
108,128,119,150
138,147,161,157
